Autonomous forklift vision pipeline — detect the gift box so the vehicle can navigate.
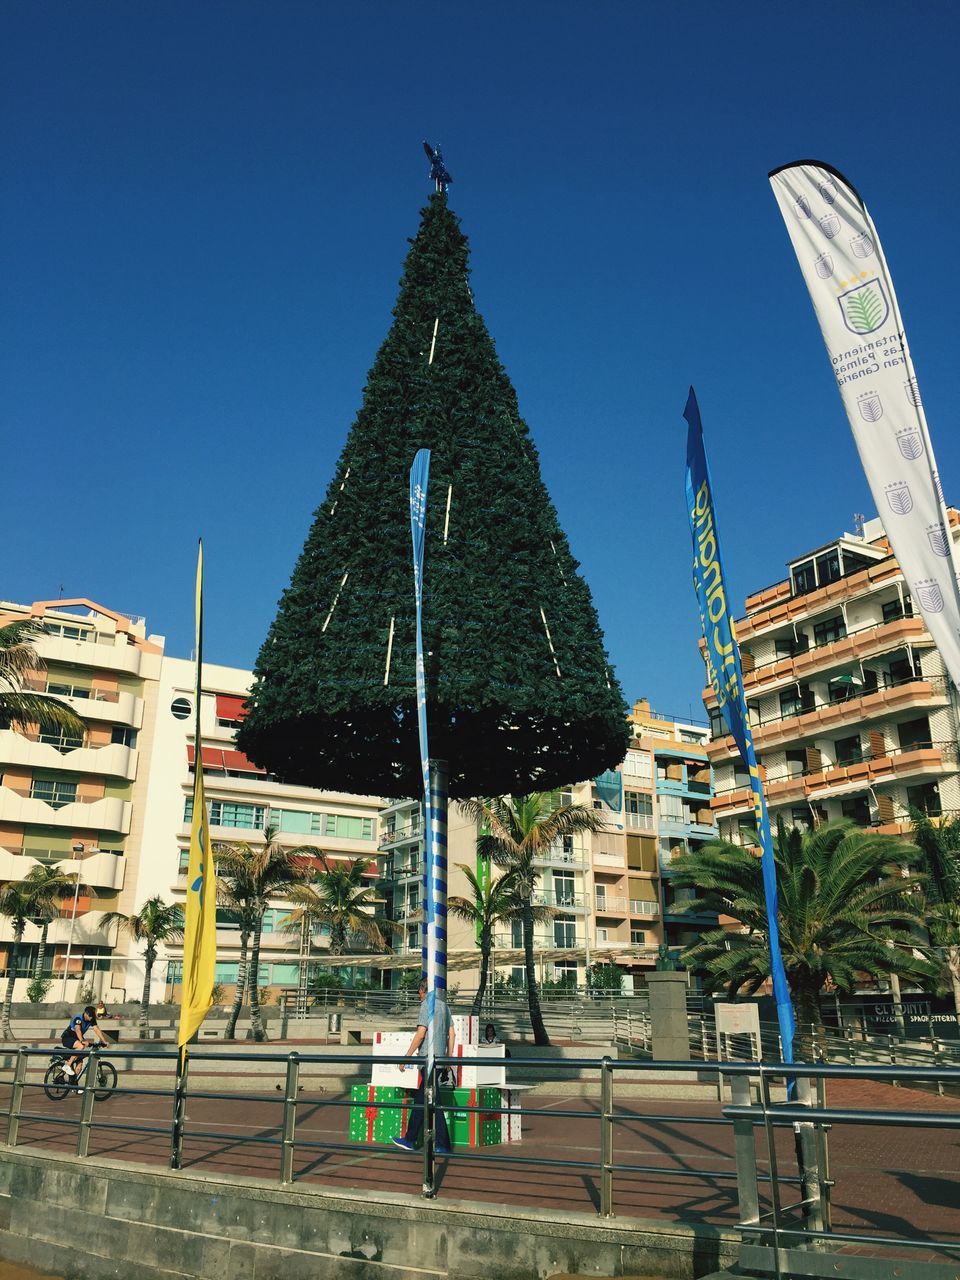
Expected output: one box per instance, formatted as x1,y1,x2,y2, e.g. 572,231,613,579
348,1084,410,1144
438,1086,502,1147
503,1088,522,1143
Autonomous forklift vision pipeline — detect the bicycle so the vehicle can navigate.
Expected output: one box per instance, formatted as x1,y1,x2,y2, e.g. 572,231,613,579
43,1051,118,1102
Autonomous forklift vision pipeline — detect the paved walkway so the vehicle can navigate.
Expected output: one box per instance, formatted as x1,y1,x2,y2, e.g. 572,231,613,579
2,1070,958,1260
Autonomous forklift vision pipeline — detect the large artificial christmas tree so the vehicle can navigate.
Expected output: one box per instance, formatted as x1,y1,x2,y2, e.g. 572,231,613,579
239,190,628,799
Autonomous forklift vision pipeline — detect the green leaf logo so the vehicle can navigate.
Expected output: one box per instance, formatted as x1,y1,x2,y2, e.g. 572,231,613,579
838,279,889,335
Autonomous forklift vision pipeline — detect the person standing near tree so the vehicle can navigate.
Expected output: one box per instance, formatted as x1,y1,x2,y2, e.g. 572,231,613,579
392,981,456,1154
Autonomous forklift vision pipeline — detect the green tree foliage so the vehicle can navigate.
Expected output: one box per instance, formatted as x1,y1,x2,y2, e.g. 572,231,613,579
239,193,628,799
459,794,607,1045
283,855,387,956
910,809,960,1014
100,897,183,1039
671,820,938,1053
448,864,550,1015
22,862,79,982
0,619,86,737
213,828,311,1042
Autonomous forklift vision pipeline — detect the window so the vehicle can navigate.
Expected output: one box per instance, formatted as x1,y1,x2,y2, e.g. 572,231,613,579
554,916,576,948
882,595,914,623
813,614,846,647
791,807,813,830
29,777,77,809
816,549,841,587
621,751,652,781
596,927,609,943
709,708,726,740
274,809,322,836
511,920,523,948
630,928,646,945
39,728,84,751
44,622,93,642
785,750,807,777
270,964,300,985
841,548,873,577
185,798,266,829
746,701,762,727
658,794,683,822
625,792,653,829
835,735,863,767
841,796,870,824
171,697,192,720
323,814,374,840
779,685,813,719
111,726,137,748
898,717,931,752
791,560,817,595
553,872,575,906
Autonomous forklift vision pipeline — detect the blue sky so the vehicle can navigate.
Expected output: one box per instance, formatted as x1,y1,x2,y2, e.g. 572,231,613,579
3,3,959,722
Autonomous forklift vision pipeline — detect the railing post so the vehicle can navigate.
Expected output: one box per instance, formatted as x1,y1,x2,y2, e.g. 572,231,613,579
599,1056,614,1217
421,1060,436,1199
279,1052,300,1184
792,1074,825,1236
729,1069,760,1228
171,1050,189,1170
76,1048,98,1158
6,1047,28,1147
758,1069,784,1280
814,1074,833,1233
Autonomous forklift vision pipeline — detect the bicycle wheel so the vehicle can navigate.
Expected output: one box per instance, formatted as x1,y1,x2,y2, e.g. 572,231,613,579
43,1063,72,1102
94,1060,118,1100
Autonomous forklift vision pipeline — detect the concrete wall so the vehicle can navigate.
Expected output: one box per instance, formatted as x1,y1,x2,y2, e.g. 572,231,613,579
0,1147,738,1280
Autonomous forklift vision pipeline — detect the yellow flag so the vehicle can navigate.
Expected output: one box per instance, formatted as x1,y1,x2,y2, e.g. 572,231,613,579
178,543,217,1050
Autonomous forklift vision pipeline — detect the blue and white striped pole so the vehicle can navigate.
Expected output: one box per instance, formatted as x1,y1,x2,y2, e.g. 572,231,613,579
409,450,448,1092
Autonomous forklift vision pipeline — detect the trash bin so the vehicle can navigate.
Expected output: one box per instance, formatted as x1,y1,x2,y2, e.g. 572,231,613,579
328,1013,342,1035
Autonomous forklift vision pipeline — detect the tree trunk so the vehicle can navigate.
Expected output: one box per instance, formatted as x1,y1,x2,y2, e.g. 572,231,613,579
139,945,155,1039
792,980,825,1062
34,923,49,981
225,930,250,1040
472,926,491,1017
248,922,267,1042
947,945,960,1019
1,929,23,1039
522,901,550,1047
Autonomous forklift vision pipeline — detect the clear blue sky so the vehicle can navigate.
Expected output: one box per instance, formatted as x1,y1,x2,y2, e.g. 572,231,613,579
3,3,959,722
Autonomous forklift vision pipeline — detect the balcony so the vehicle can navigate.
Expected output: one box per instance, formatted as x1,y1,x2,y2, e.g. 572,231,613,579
0,846,124,891
378,822,422,850
0,913,120,948
735,556,904,641
630,899,660,918
594,895,628,916
624,812,654,832
707,675,949,762
23,678,143,729
0,730,137,781
33,630,148,677
531,892,586,912
0,786,132,835
533,845,587,867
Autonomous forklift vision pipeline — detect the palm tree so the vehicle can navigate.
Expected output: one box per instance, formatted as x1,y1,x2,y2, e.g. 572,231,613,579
0,881,36,1038
214,827,310,1042
458,794,608,1046
22,863,79,982
100,897,183,1038
910,810,960,1014
671,820,938,1055
216,856,260,1041
448,865,552,1015
0,618,86,736
284,855,387,957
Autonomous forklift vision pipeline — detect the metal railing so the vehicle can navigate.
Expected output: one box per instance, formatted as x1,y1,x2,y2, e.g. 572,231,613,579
3,1045,959,1273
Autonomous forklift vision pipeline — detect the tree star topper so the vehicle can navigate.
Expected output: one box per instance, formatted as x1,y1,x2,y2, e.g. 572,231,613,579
423,141,452,192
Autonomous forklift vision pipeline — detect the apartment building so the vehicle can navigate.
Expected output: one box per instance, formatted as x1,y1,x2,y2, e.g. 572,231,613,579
707,514,960,841
377,700,716,990
0,598,164,999
134,657,384,1001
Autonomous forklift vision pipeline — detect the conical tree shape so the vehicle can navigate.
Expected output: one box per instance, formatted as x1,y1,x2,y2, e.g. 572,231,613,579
239,193,628,798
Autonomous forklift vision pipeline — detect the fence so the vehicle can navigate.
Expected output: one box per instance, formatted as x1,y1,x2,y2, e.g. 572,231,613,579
2,1045,959,1277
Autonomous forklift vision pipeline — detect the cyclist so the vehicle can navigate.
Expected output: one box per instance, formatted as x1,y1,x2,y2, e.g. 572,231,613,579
60,1005,108,1079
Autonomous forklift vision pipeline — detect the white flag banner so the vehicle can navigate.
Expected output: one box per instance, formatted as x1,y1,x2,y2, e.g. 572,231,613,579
769,160,960,689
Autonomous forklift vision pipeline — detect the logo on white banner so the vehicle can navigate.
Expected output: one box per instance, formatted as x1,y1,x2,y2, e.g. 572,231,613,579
885,483,913,516
904,378,923,408
819,177,839,205
796,196,811,219
819,213,841,238
850,233,875,258
815,253,834,279
896,428,923,460
857,392,883,422
916,581,946,614
838,279,889,335
928,524,951,557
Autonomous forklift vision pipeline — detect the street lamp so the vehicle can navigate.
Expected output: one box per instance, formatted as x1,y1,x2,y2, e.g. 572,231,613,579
59,843,86,1002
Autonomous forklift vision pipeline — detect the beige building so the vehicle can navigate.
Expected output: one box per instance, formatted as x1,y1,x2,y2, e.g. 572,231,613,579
707,514,960,840
0,598,164,1000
